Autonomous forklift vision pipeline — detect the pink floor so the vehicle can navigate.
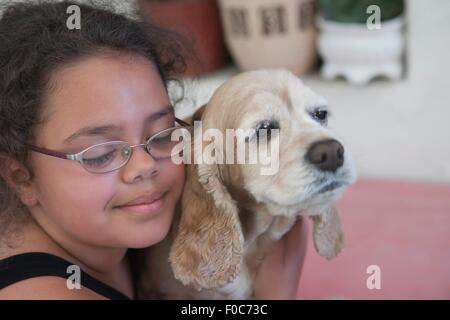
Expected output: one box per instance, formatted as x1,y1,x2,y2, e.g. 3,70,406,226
296,178,450,300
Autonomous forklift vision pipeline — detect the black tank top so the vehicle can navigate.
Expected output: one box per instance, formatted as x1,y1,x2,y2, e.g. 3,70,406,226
0,252,131,300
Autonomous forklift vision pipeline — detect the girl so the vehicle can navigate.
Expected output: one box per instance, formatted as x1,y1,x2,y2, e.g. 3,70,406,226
0,1,307,299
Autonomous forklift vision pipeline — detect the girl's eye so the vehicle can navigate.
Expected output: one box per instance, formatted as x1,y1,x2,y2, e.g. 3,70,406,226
83,150,116,167
151,131,172,145
145,124,175,142
311,109,328,124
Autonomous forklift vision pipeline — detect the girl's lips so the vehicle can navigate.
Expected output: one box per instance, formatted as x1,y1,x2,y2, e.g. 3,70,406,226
117,192,166,215
120,191,166,207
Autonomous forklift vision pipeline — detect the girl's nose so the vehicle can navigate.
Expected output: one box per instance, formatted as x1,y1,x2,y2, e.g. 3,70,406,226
121,145,160,183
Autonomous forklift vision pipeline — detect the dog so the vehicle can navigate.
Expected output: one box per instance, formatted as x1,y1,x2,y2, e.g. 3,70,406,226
137,69,357,299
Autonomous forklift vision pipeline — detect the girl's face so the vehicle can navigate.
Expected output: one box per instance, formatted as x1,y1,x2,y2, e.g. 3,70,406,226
28,53,185,249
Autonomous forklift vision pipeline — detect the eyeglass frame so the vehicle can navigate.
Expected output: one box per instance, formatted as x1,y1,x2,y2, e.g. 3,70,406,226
25,117,192,174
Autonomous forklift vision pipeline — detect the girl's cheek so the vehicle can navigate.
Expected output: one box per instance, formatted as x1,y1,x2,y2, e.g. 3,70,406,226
161,160,185,195
39,168,116,218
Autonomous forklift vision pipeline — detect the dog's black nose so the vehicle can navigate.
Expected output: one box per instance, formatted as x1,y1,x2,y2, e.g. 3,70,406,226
305,139,344,172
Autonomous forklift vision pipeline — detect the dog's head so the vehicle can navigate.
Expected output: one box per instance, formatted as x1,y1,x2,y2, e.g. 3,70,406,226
169,69,356,289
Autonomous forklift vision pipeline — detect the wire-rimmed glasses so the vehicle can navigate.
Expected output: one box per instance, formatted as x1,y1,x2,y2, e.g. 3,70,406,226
26,118,192,173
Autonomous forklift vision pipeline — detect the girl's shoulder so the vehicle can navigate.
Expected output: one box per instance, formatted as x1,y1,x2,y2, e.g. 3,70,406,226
0,250,106,299
0,275,106,300
0,223,132,300
0,230,107,300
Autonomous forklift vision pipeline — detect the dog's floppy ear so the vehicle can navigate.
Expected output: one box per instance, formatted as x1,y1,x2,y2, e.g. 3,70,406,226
169,160,244,290
311,205,345,260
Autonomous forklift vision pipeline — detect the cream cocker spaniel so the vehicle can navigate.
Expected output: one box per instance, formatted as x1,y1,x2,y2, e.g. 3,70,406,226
138,69,357,299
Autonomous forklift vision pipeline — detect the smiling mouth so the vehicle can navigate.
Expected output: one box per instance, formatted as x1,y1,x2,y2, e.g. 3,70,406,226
116,192,167,215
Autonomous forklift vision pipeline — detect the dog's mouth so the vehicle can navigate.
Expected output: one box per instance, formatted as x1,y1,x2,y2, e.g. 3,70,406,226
309,177,353,197
316,181,344,194
309,168,356,196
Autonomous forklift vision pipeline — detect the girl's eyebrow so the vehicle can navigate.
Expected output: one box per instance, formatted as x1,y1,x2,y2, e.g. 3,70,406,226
63,105,174,143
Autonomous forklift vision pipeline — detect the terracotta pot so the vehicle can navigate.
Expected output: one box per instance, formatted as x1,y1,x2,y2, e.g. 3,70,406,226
139,0,228,77
218,0,318,75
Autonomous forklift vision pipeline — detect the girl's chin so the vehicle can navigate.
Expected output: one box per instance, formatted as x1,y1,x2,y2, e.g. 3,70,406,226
109,190,180,249
120,219,172,249
126,235,168,249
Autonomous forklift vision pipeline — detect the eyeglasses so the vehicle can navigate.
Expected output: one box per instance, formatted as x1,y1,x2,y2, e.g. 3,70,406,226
26,118,192,174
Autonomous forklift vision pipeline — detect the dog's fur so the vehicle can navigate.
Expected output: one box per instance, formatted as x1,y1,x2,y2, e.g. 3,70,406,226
137,69,356,299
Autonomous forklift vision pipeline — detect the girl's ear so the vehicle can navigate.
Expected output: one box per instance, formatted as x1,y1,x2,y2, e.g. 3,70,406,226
311,205,345,260
0,156,38,207
169,161,244,290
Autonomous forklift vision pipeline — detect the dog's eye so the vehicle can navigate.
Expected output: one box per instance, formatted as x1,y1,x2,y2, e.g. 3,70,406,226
311,109,328,124
255,120,279,142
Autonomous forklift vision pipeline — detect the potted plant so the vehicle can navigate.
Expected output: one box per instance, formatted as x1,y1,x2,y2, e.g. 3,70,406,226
317,0,405,85
218,0,318,75
138,0,228,77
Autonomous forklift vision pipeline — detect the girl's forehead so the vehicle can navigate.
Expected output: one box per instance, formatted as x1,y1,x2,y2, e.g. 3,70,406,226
45,54,166,109
38,54,171,143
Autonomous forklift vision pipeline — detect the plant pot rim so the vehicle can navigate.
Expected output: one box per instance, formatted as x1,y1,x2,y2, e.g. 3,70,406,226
317,15,404,32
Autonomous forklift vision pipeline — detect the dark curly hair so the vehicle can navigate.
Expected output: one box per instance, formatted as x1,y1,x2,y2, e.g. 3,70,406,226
0,0,187,241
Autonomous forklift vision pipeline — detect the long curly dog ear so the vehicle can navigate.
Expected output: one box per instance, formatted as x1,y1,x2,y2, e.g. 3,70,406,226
169,160,244,290
311,205,345,260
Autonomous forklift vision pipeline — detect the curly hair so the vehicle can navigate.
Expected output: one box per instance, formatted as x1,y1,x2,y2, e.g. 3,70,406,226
0,0,188,241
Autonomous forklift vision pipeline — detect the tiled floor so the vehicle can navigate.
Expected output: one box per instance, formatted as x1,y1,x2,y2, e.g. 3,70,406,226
297,178,450,300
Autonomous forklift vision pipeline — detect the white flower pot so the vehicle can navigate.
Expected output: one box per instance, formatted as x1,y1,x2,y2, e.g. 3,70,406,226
218,0,318,75
317,16,405,85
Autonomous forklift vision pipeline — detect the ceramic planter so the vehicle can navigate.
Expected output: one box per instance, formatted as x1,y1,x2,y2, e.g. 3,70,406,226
218,0,318,75
317,16,405,85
